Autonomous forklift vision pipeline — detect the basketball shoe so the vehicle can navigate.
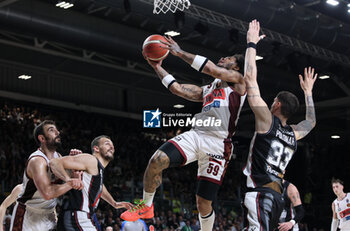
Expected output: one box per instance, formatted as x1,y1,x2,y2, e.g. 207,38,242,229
120,200,154,221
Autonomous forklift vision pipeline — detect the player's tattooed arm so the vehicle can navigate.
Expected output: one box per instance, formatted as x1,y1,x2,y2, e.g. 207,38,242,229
288,184,302,207
169,83,203,102
149,59,203,102
291,67,317,140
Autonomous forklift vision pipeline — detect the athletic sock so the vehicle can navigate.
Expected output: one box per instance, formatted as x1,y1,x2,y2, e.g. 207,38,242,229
143,190,155,207
199,209,215,231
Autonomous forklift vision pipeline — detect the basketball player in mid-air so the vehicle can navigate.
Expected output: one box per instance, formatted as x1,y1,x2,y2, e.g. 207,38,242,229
331,178,350,231
243,19,317,231
10,120,83,231
121,32,247,231
278,180,304,231
49,135,132,230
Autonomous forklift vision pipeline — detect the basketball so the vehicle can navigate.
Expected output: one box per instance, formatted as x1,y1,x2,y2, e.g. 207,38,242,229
142,34,169,61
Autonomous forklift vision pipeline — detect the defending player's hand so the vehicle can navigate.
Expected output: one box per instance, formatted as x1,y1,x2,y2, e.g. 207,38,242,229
69,148,82,156
278,221,294,231
299,66,317,95
113,201,134,210
67,178,84,190
247,19,265,44
162,36,183,56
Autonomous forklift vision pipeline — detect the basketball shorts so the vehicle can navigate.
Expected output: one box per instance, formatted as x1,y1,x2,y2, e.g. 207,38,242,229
10,202,56,231
57,210,99,231
244,187,284,231
159,129,233,200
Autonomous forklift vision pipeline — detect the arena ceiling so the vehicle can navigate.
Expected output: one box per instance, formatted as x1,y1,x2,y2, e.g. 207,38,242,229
0,0,349,142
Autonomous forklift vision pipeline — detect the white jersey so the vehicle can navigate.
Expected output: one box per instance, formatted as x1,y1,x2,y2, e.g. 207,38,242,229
193,79,246,139
334,193,350,230
17,149,60,211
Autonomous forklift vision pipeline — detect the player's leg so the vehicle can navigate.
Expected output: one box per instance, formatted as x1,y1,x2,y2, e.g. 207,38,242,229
244,189,282,231
195,135,230,231
196,181,219,231
121,131,199,221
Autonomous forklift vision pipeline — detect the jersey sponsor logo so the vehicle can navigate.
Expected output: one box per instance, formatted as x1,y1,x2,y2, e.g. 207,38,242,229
203,89,225,107
340,208,350,218
143,109,162,128
266,165,283,178
203,100,220,112
206,153,225,160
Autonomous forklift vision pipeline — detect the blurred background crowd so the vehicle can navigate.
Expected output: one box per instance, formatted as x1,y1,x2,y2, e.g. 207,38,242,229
0,99,347,231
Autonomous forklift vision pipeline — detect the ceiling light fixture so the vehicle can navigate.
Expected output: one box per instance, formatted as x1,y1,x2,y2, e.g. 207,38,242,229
173,104,185,108
165,31,181,37
326,0,339,6
331,135,340,139
18,75,32,80
256,55,263,61
56,1,74,9
319,75,330,79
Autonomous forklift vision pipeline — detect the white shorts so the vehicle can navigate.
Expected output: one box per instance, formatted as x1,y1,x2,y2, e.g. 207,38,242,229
168,129,233,185
10,202,56,231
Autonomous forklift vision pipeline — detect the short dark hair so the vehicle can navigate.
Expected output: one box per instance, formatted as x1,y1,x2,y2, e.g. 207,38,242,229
233,54,244,75
91,135,111,153
331,178,344,186
33,120,56,145
276,91,299,119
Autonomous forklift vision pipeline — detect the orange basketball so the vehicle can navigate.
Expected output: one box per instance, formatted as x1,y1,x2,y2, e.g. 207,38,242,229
142,35,169,61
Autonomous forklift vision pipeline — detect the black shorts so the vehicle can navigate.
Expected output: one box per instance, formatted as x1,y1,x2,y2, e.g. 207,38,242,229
57,210,100,231
243,187,284,231
159,141,220,201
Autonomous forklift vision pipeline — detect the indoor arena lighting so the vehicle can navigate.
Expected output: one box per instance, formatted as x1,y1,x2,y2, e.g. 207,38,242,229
331,135,340,139
326,0,339,6
18,75,31,80
256,55,263,61
173,104,185,108
56,1,74,9
319,75,330,79
165,31,180,37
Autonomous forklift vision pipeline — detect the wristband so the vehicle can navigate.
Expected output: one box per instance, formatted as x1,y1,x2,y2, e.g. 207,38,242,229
247,42,257,49
162,74,177,88
191,55,208,72
290,220,296,226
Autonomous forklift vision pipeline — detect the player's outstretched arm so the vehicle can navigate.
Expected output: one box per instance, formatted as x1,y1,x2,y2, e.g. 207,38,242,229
291,67,317,140
244,20,271,133
331,202,339,231
49,154,96,188
27,157,80,200
146,58,203,102
0,184,22,231
278,184,304,231
163,36,245,86
101,184,133,210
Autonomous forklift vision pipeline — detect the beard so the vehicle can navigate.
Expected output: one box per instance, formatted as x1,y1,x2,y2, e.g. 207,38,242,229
45,135,61,150
101,149,114,161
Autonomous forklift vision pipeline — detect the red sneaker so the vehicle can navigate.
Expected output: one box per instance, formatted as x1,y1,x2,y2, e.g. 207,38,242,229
120,201,154,221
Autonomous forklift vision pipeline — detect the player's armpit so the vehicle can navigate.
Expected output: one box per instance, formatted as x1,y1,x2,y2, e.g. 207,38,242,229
290,120,314,141
169,82,203,102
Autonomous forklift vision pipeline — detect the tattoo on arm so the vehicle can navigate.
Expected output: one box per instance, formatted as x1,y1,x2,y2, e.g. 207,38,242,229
305,96,316,125
294,95,316,139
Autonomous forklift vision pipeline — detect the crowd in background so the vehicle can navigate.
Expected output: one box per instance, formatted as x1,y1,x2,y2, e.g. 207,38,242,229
0,99,346,230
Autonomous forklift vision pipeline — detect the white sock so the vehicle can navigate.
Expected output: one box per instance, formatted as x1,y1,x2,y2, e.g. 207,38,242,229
199,210,215,231
143,190,155,207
